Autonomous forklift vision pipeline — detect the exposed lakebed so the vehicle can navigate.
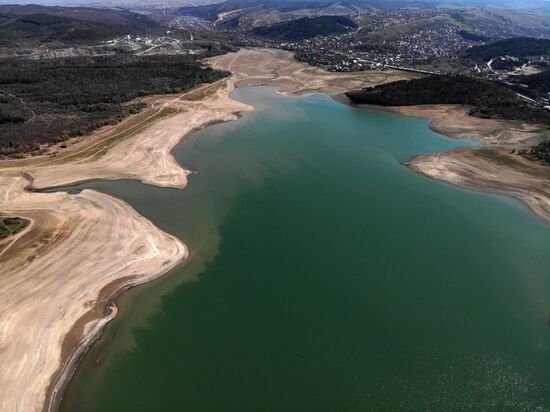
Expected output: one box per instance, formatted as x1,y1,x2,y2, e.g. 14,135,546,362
59,87,550,411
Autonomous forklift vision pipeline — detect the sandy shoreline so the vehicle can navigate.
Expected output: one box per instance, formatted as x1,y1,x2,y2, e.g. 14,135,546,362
0,176,188,412
0,81,250,412
0,48,416,412
341,95,550,222
1,47,548,411
397,107,550,223
408,147,550,222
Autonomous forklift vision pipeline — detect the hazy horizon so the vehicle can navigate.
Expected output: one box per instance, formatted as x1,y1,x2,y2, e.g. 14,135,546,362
0,0,548,11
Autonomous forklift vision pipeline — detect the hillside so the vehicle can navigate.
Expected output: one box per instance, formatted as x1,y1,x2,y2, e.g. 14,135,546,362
0,54,228,156
510,71,550,98
363,8,550,44
252,15,357,40
346,75,550,124
174,0,550,24
520,139,550,165
0,5,160,45
173,0,440,23
366,14,456,42
464,37,550,60
523,138,550,164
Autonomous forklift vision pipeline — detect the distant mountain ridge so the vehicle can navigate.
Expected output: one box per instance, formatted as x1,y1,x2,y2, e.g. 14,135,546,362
172,0,438,22
171,0,550,22
1,0,550,10
0,4,160,45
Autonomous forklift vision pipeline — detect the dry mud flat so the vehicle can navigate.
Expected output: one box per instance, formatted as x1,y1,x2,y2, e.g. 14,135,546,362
0,79,249,412
394,106,550,222
207,48,415,95
0,175,187,412
409,148,550,222
385,104,546,145
0,49,415,412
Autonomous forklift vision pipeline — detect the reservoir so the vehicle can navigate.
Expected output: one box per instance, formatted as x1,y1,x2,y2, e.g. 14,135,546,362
61,87,550,411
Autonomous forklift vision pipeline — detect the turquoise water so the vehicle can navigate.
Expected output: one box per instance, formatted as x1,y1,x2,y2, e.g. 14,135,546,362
61,87,550,411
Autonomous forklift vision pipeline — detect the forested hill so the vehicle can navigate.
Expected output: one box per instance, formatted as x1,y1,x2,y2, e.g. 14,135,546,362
252,16,357,40
464,37,550,60
0,54,228,156
346,75,550,124
510,70,550,98
0,5,160,45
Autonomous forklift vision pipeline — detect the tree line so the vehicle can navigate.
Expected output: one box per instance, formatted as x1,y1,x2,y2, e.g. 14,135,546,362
346,75,550,124
0,54,229,156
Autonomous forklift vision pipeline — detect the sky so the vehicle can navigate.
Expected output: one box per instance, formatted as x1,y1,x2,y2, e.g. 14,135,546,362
0,0,548,11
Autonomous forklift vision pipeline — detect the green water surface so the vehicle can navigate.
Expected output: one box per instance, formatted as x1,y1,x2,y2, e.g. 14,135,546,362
61,87,550,411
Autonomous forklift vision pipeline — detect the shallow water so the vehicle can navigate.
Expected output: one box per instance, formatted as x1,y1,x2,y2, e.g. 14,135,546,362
61,87,550,411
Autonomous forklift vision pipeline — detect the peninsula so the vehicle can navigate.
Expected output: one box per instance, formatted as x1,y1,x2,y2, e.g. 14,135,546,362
0,48,414,412
346,75,550,221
